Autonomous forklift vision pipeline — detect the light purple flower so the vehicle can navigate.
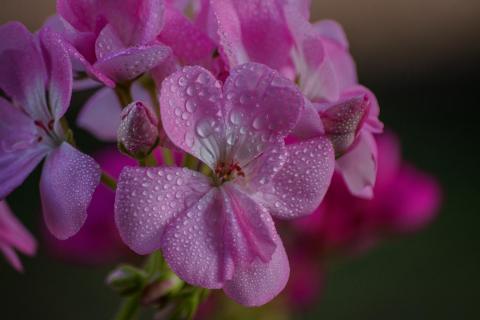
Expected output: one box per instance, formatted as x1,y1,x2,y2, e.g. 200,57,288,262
0,201,37,272
114,63,335,306
0,22,100,240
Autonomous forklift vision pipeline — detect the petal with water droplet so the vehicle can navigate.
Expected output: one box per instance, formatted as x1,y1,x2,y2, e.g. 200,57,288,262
115,166,211,254
264,136,335,219
40,142,101,240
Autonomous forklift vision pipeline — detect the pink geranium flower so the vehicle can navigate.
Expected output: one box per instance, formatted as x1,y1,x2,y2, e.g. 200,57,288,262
210,1,383,198
0,22,100,239
115,63,335,306
0,201,37,272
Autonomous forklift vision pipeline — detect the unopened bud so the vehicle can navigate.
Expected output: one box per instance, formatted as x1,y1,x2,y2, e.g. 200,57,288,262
106,265,146,296
118,101,159,158
141,274,183,306
321,94,370,157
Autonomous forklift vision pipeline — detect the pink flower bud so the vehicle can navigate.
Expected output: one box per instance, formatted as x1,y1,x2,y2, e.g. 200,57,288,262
118,101,159,157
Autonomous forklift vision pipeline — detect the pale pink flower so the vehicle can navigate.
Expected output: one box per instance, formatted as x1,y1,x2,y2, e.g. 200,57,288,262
0,22,100,239
115,63,335,306
0,201,37,272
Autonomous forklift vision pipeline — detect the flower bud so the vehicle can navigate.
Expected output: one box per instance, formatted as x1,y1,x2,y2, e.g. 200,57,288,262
118,101,159,158
106,265,146,296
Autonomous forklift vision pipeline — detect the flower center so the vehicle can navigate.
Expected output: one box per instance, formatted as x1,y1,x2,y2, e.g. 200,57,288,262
214,161,245,184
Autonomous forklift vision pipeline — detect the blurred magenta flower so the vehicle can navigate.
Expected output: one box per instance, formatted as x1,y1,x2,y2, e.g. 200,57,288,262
295,131,441,253
286,251,325,308
0,22,101,240
115,63,335,306
0,201,37,272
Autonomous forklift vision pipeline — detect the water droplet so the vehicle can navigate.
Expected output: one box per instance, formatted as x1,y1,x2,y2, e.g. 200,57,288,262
195,118,214,138
185,99,197,113
229,109,243,125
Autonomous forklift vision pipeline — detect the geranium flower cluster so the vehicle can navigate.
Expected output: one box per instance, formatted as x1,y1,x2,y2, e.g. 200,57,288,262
0,0,384,309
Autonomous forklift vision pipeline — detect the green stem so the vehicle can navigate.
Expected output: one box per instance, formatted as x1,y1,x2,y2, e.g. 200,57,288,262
114,294,141,320
161,148,175,166
101,172,117,190
182,153,199,170
115,82,133,107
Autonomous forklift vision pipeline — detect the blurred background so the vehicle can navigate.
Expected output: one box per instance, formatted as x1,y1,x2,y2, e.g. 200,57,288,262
1,0,479,319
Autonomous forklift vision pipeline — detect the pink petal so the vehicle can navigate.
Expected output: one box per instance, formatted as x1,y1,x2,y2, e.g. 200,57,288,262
319,93,370,156
0,244,23,272
39,27,73,119
95,24,126,61
0,22,49,120
159,6,216,65
0,98,48,199
102,0,165,46
313,20,349,49
223,229,289,307
57,0,106,33
222,63,303,165
221,184,277,267
291,97,324,139
77,83,154,141
210,0,249,67
160,66,224,167
40,142,101,239
76,87,121,141
161,188,230,288
94,44,172,83
266,136,335,219
211,0,292,71
0,201,37,257
336,131,378,199
322,40,357,92
115,167,211,255
343,85,383,134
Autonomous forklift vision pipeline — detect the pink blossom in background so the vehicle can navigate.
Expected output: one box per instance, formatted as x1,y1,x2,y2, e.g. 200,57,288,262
294,131,441,254
0,201,37,272
286,251,325,308
0,22,101,240
115,63,335,306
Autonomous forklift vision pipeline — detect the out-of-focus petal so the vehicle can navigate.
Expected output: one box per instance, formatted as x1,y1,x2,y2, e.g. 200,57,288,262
223,228,289,307
40,142,101,239
159,6,215,65
160,66,223,168
211,0,293,70
322,40,357,92
313,20,349,49
0,22,49,121
57,0,105,33
76,87,122,141
336,131,377,199
94,44,172,83
39,28,73,119
0,98,49,199
102,0,165,46
77,83,154,141
265,136,335,219
115,167,211,255
0,201,37,257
